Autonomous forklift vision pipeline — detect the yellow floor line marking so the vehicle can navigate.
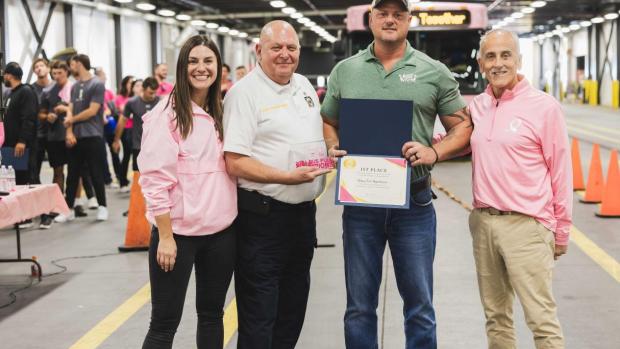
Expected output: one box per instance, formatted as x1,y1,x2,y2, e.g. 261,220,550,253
223,299,238,346
570,226,620,283
69,170,337,349
69,283,151,349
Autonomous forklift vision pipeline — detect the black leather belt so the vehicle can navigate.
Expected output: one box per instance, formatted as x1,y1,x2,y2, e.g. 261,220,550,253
237,188,314,215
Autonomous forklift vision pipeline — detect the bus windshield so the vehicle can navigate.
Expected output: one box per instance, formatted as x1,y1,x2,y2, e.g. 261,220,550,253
348,30,485,95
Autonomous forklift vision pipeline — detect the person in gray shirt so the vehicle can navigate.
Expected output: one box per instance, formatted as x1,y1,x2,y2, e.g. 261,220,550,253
31,58,54,185
112,77,160,173
56,54,108,222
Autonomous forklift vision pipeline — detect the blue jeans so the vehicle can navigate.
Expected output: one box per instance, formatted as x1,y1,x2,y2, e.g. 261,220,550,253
342,180,437,349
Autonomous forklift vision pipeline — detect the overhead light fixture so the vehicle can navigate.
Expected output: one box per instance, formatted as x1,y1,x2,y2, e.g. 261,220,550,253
252,37,260,43
206,22,220,29
157,9,175,17
307,21,316,26
552,29,561,36
569,24,581,30
530,1,546,8
591,16,604,24
561,27,570,33
297,17,310,24
136,2,156,11
497,21,507,26
291,13,303,19
521,7,535,14
269,1,286,8
282,7,296,14
604,13,619,20
229,29,239,36
238,32,248,38
176,14,191,21
544,32,553,38
580,20,592,27
218,26,230,33
504,17,515,23
511,12,524,19
114,0,133,3
191,20,206,26
144,14,158,21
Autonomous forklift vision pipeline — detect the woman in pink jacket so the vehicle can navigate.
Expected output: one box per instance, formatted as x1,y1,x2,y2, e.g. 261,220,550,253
138,35,237,349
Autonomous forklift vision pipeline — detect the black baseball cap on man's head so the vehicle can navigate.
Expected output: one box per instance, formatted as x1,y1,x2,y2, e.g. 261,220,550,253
4,62,24,80
371,0,409,11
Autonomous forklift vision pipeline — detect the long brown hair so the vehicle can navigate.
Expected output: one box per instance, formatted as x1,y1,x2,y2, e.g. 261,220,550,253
166,35,224,140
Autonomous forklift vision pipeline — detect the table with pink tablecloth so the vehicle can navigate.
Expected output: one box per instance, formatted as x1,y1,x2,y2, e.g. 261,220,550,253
0,184,69,280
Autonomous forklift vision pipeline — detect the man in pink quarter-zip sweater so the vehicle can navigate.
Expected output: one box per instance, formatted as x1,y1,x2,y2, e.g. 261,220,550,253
468,29,572,349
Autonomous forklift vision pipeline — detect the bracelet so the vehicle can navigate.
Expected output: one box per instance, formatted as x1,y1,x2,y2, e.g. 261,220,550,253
430,146,440,167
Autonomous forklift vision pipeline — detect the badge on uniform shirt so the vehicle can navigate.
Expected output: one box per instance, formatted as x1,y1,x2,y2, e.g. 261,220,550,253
303,92,315,108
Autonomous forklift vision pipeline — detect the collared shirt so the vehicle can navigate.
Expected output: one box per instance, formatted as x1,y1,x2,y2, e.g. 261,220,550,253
138,97,237,236
469,77,572,245
321,41,466,180
223,64,325,204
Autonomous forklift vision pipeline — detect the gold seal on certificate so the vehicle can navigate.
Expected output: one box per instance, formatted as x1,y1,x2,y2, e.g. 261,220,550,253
336,155,411,208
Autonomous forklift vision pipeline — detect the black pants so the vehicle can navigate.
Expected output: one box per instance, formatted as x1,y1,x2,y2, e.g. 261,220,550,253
34,137,46,184
132,148,141,172
65,137,107,208
104,132,123,185
118,129,132,187
235,191,317,349
142,226,236,349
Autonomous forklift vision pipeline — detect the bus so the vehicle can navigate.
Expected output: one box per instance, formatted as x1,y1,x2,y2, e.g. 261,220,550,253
340,2,489,97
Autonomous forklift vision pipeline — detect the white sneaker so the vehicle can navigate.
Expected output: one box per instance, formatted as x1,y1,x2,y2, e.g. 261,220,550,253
110,182,120,189
120,185,131,194
54,210,75,223
88,197,99,209
97,206,109,221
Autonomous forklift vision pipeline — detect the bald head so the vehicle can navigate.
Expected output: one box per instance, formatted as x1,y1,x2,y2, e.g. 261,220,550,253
260,20,299,46
256,20,300,85
479,29,520,58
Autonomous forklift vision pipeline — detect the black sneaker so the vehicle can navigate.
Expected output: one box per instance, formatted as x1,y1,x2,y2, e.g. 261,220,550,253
123,210,129,217
40,215,53,229
75,205,88,217
18,219,34,229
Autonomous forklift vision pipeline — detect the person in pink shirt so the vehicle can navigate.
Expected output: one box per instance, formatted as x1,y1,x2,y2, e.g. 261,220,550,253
138,35,237,349
469,29,571,349
154,63,174,96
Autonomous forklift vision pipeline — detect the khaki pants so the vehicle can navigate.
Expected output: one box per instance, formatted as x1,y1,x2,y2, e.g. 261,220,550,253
469,209,564,349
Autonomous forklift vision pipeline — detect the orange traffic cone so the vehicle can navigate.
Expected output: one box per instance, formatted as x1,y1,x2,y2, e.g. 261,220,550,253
580,144,604,204
571,138,585,191
118,172,151,252
596,150,620,217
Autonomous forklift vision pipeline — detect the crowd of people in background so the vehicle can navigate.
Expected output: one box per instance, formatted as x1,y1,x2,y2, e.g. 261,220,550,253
1,53,250,229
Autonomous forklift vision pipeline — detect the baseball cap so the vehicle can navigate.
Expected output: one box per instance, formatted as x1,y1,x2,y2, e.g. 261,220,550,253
4,62,23,80
371,0,409,11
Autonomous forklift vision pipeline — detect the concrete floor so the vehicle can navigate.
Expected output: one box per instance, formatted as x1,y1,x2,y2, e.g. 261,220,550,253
1,104,619,348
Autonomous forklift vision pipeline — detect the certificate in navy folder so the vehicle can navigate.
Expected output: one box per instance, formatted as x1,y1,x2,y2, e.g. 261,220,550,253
1,147,29,170
338,98,413,156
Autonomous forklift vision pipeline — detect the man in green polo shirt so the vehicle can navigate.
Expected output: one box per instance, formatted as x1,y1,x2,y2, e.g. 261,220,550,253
321,0,473,348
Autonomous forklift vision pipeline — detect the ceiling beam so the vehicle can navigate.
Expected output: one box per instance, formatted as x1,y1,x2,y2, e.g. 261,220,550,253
195,9,347,21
